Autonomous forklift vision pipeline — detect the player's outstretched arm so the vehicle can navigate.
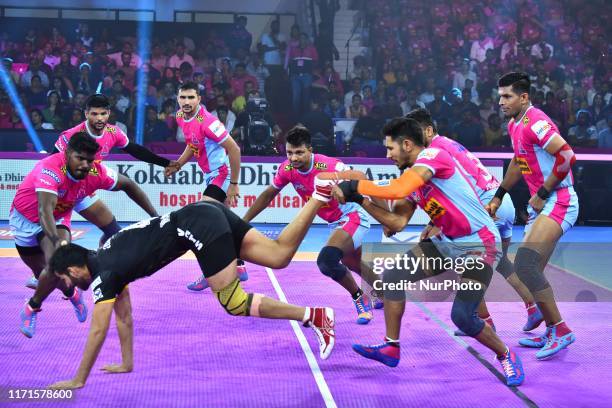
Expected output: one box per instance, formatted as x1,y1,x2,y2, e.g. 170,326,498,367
102,287,133,374
122,143,171,168
48,301,114,390
113,174,158,217
166,145,195,178
355,166,431,199
243,185,281,222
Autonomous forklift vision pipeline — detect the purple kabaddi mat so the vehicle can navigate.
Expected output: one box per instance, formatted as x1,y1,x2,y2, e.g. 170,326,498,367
0,258,610,407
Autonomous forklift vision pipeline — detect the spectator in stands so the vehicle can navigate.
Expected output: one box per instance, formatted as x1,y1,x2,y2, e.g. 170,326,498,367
119,52,137,90
400,89,426,115
346,94,367,119
589,93,607,127
598,114,612,148
314,22,339,68
159,98,177,134
150,44,168,72
531,39,554,59
324,95,345,118
418,78,436,105
110,80,130,114
42,90,64,130
300,99,334,151
344,77,363,109
168,43,195,70
30,108,53,130
177,62,194,85
288,33,318,115
452,109,484,148
259,20,286,78
362,85,375,113
284,24,301,70
25,75,48,107
246,53,270,96
21,58,49,88
483,113,505,147
230,62,258,97
54,51,77,81
212,104,235,132
108,41,141,67
66,107,85,128
352,105,386,146
470,32,494,63
143,105,172,143
232,81,256,114
0,90,13,128
426,87,451,124
452,59,477,93
50,76,74,104
568,110,598,147
228,15,252,55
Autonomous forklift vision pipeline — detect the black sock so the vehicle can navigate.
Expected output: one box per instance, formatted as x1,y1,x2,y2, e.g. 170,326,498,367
351,288,363,300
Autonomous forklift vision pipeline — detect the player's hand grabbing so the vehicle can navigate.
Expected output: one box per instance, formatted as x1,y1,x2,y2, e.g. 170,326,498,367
383,225,396,238
528,193,545,213
485,197,501,219
101,363,133,374
226,183,240,207
48,379,84,390
164,161,181,178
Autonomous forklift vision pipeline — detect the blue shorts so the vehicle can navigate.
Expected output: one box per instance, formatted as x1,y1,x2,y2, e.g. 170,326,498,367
480,189,515,240
328,207,370,249
9,209,70,247
525,186,579,235
73,193,100,213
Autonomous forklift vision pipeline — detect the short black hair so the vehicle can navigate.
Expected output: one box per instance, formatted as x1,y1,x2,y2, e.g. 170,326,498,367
382,117,424,146
49,243,90,275
405,108,437,133
67,132,101,155
85,94,111,110
178,81,200,95
286,125,311,147
498,72,531,96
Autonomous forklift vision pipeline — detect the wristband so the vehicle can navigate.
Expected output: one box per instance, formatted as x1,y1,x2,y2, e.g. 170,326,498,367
536,186,550,200
230,181,239,185
493,186,507,201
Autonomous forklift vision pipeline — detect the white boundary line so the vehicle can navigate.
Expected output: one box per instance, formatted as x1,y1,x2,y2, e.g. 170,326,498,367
264,267,337,408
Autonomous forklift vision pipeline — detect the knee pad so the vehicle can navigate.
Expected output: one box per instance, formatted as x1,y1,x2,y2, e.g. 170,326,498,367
451,298,485,337
317,246,347,281
495,256,514,279
462,262,493,288
514,247,550,292
204,184,227,202
214,278,253,316
100,217,121,245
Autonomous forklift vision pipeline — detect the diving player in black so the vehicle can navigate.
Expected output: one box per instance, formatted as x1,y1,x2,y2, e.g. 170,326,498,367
47,187,336,390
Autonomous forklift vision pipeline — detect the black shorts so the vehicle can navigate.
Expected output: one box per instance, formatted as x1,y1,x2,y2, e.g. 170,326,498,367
171,201,252,277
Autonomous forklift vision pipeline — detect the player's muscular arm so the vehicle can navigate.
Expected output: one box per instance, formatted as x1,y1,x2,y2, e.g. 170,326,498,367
243,185,281,222
499,156,523,191
542,135,576,192
362,198,416,233
176,145,195,168
37,191,62,246
49,301,114,389
104,288,133,374
113,174,158,217
220,136,241,184
356,166,432,200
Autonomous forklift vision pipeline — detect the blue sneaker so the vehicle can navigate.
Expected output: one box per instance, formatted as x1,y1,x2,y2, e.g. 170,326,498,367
69,288,88,322
455,316,495,336
187,275,209,291
20,304,39,338
535,323,575,360
519,327,550,348
352,340,400,367
237,263,248,282
353,294,373,324
373,298,384,309
522,304,544,332
498,349,525,386
25,276,38,290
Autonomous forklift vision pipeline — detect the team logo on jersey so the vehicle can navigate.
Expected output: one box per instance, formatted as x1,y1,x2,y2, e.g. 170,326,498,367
522,116,529,126
208,119,225,137
92,276,103,302
314,162,328,171
515,157,532,174
188,143,201,158
88,167,99,176
41,168,61,184
60,165,67,175
293,183,305,191
38,178,53,186
284,164,294,171
105,125,116,133
76,186,88,199
418,148,440,161
531,120,552,140
176,111,185,119
423,197,446,220
196,114,204,123
421,185,434,198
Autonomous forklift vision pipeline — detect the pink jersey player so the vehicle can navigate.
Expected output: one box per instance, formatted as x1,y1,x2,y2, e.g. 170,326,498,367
273,153,362,223
55,121,129,162
406,147,499,263
10,153,118,247
176,104,230,187
508,106,578,232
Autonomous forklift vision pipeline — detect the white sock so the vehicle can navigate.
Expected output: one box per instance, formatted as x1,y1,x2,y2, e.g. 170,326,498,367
302,307,311,324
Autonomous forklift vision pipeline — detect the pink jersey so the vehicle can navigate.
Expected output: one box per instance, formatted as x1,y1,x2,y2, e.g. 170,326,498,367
55,121,129,161
176,105,230,174
11,153,118,223
430,135,499,195
508,106,573,195
272,154,360,223
406,148,496,238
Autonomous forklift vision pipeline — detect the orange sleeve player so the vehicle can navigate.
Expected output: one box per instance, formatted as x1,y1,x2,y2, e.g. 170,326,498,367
357,169,425,200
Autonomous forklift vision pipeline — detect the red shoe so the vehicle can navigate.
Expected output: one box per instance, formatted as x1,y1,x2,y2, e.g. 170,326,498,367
304,307,335,359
